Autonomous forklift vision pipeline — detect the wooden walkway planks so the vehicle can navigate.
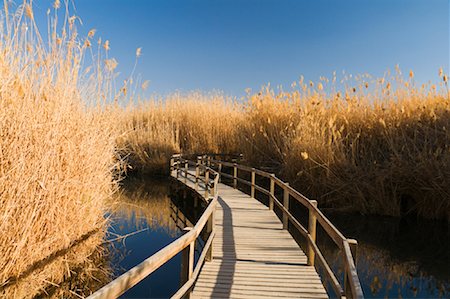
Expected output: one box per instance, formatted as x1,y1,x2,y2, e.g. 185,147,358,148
180,174,328,299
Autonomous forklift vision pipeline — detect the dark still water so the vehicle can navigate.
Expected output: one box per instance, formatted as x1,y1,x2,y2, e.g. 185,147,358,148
105,176,205,298
321,213,449,299
108,176,448,299
241,174,450,299
54,175,447,299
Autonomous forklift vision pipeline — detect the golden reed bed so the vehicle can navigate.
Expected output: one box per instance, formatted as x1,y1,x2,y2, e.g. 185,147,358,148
117,75,449,220
0,0,448,297
0,1,118,296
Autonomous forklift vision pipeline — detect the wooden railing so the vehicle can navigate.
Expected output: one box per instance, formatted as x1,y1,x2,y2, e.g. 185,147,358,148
170,154,222,200
88,153,363,298
201,154,364,299
87,154,219,299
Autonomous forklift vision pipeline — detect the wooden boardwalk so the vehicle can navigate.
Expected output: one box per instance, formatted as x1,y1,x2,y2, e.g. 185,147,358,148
182,173,328,299
88,155,362,299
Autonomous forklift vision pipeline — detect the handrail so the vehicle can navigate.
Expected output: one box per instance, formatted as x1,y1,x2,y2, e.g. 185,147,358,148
88,155,219,299
203,154,364,299
170,155,220,200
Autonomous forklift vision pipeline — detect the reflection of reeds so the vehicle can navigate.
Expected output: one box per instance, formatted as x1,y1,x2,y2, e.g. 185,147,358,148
343,244,447,298
109,178,181,237
314,225,449,298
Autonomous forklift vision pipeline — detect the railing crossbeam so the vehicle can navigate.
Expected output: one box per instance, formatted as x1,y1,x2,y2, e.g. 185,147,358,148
205,154,364,299
92,153,363,299
89,154,220,299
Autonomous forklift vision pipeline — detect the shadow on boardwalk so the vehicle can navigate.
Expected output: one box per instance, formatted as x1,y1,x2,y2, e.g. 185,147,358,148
211,197,236,298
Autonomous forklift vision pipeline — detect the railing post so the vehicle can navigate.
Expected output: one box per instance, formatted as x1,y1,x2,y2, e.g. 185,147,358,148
184,161,188,182
269,174,275,210
180,228,194,298
348,239,358,267
204,169,210,199
216,177,219,198
206,208,216,262
212,178,216,199
344,239,358,298
170,157,175,176
283,183,289,230
197,156,202,176
218,163,222,183
176,158,180,179
251,169,255,198
233,163,237,189
195,162,199,191
307,200,318,266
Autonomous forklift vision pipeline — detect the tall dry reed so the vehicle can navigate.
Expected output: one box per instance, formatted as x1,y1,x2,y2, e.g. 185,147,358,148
120,73,449,220
245,74,449,219
117,92,242,174
0,1,118,296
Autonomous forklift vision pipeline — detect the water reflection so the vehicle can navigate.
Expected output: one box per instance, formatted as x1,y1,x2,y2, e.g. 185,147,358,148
111,177,181,237
40,174,448,298
248,185,450,299
318,213,449,298
38,176,204,298
105,175,204,298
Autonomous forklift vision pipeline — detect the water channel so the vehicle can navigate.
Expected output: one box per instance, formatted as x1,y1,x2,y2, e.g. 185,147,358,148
105,176,205,298
56,176,449,298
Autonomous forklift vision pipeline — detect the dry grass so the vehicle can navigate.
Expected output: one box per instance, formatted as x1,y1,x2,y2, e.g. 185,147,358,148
0,1,118,296
248,74,449,220
120,73,449,220
1,0,448,296
2,232,109,298
43,243,111,299
117,92,242,174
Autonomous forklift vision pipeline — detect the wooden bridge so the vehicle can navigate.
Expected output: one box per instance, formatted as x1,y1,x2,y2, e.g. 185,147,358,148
88,154,363,299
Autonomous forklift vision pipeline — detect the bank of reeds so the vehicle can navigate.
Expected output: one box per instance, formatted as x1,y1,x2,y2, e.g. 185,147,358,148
244,75,450,220
1,2,448,297
0,1,118,296
117,92,242,174
119,74,449,220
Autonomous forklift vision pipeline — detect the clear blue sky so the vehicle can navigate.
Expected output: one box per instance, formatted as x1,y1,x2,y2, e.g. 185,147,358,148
33,0,449,97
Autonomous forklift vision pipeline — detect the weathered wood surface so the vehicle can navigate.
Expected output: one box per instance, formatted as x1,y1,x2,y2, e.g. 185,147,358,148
181,172,328,299
208,158,362,299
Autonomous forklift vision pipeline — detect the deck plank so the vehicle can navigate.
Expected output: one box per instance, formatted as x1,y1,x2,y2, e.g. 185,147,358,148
177,172,328,299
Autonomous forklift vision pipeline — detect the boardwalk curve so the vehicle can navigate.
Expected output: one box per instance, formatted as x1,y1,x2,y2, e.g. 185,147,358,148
88,153,363,299
190,182,328,299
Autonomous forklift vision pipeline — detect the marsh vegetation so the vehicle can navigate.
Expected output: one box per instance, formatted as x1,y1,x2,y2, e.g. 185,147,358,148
0,0,448,297
118,75,449,220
